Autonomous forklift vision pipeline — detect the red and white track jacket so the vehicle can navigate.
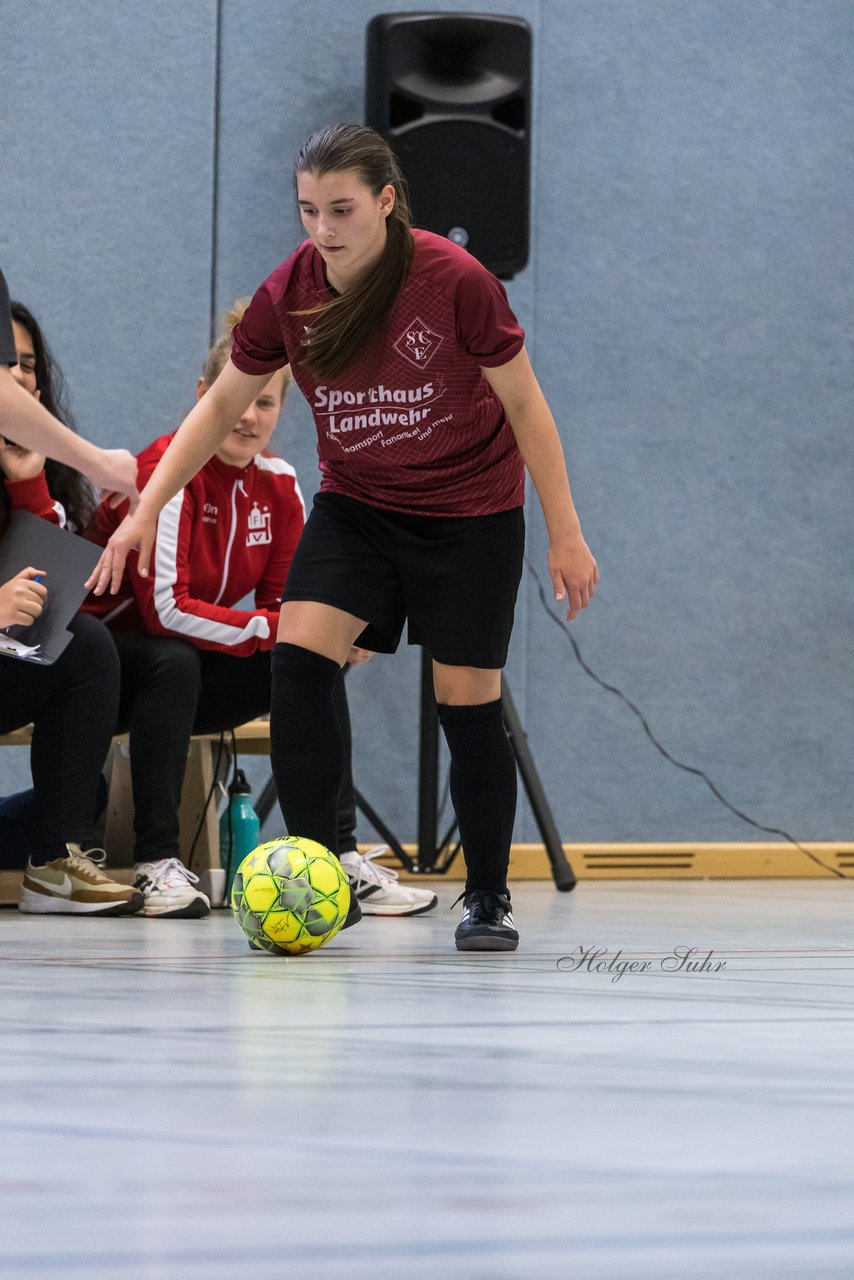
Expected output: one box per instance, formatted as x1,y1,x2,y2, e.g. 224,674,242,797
85,433,305,655
4,472,66,525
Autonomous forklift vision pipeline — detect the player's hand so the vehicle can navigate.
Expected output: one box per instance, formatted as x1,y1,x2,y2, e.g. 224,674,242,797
0,568,47,628
548,533,599,622
346,646,375,666
88,448,140,513
0,438,46,482
85,509,156,595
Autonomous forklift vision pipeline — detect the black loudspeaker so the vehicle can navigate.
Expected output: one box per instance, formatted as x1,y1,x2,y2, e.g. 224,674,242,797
365,11,531,279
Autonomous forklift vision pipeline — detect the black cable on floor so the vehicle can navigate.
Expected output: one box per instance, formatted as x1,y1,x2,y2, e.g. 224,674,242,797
525,557,847,880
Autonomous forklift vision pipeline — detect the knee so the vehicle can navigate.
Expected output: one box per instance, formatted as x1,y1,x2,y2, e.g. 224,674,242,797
117,639,202,735
146,638,202,697
65,613,121,690
271,642,341,691
433,662,502,706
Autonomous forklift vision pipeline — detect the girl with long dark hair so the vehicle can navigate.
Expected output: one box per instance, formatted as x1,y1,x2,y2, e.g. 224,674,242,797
0,290,140,913
0,301,97,535
89,123,598,950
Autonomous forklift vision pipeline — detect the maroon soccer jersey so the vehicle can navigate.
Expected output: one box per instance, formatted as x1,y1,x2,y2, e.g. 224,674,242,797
231,229,526,517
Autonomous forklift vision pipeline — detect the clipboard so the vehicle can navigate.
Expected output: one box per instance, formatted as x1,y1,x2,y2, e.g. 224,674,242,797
0,510,101,665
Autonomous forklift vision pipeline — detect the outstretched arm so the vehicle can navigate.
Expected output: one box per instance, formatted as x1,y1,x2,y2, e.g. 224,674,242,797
481,347,598,621
86,359,274,595
0,365,138,507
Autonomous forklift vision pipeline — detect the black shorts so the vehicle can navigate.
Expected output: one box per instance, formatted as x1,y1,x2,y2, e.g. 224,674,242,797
282,492,525,669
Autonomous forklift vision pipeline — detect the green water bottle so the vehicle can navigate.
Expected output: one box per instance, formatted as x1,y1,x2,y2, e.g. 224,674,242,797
220,768,260,899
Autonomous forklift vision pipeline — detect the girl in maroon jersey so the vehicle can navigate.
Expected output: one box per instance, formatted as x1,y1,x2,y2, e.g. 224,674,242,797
86,301,436,921
89,123,598,951
84,307,298,918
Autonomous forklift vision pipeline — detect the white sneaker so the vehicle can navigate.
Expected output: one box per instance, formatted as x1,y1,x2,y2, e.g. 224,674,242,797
339,846,438,916
133,858,210,919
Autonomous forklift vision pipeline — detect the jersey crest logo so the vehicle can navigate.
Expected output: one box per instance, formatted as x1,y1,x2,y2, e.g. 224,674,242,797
394,318,444,368
247,503,272,547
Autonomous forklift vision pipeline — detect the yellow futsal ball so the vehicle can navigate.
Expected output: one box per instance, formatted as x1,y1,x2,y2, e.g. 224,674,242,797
230,836,350,955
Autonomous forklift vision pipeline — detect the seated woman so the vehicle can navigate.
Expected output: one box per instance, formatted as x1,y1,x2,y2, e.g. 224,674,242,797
86,302,436,920
0,295,141,914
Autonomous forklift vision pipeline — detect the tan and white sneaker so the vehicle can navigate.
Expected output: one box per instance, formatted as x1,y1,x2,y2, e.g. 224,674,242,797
18,845,143,916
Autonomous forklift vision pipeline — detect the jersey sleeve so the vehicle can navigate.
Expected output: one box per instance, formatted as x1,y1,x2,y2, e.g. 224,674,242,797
454,260,525,368
0,269,16,366
4,471,66,526
231,278,290,376
130,484,279,655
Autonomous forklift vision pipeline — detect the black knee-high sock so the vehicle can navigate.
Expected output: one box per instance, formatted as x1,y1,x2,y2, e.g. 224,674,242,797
437,700,517,894
270,642,344,857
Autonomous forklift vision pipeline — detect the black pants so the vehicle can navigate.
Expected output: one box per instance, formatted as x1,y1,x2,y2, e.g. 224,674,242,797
336,664,357,854
0,612,120,856
112,631,357,862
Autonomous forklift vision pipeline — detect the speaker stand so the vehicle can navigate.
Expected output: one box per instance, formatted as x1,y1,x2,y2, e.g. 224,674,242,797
399,649,576,890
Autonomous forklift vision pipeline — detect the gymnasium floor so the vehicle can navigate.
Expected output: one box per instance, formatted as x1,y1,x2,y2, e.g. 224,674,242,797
2,879,853,1279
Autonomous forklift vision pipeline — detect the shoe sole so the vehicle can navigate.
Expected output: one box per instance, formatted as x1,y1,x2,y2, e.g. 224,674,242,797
358,895,438,917
455,934,519,952
140,897,211,920
18,888,144,916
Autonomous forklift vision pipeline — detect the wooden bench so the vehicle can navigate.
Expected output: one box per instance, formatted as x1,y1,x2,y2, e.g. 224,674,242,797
102,719,273,866
0,720,273,905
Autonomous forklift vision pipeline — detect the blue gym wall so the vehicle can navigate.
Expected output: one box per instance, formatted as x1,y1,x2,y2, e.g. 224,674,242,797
2,1,852,846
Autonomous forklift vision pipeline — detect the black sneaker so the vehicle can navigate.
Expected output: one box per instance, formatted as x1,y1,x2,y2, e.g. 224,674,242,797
454,889,518,952
341,888,362,930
